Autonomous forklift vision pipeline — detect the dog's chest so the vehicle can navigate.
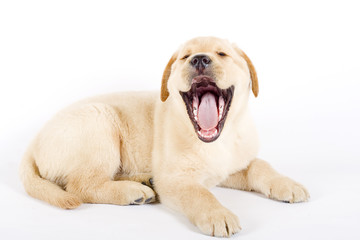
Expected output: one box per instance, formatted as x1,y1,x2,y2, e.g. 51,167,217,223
199,139,251,188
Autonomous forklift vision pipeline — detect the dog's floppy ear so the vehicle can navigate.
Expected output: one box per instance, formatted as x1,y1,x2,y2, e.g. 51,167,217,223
233,45,259,97
161,52,178,102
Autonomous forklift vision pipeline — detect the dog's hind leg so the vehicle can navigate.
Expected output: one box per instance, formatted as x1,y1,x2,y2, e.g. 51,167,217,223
114,173,154,189
61,103,155,205
66,172,156,205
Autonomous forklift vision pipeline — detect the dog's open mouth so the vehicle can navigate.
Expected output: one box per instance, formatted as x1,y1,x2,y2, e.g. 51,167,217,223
180,76,234,142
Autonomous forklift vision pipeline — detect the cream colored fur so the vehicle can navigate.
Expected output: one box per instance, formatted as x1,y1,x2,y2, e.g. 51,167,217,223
20,37,309,237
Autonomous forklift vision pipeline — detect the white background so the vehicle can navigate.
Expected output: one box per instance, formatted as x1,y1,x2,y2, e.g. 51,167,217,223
1,0,359,239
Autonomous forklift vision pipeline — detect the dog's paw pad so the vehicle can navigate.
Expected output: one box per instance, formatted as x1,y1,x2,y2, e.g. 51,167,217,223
122,182,156,206
145,197,155,204
134,197,144,203
137,175,154,189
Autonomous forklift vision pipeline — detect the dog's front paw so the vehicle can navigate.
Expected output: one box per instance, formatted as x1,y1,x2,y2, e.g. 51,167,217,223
194,207,241,237
267,177,310,203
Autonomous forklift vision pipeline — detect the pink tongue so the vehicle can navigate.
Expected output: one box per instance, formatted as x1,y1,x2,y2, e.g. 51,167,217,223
198,92,218,130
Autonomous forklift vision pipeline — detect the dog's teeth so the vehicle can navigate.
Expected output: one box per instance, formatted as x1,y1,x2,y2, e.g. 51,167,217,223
219,96,225,120
193,96,198,120
197,129,218,139
193,108,198,119
219,96,225,107
193,95,199,109
219,108,223,120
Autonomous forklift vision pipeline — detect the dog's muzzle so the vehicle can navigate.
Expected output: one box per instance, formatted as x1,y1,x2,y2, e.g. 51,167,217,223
180,75,234,142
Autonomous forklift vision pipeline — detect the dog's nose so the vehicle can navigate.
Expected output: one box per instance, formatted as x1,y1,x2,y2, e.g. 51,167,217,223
190,54,212,69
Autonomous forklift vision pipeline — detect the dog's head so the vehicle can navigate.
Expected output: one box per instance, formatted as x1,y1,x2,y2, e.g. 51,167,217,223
161,37,258,143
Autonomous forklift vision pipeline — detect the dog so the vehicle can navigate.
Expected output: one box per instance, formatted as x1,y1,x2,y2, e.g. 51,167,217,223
20,36,309,237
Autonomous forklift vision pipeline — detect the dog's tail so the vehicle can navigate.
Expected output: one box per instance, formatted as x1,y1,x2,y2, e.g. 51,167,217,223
19,144,82,209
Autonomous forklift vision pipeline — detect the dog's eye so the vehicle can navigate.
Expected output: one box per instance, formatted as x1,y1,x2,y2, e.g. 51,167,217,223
181,54,190,60
217,52,227,57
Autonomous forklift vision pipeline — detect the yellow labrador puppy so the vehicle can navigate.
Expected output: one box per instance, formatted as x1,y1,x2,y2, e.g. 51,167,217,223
20,37,309,237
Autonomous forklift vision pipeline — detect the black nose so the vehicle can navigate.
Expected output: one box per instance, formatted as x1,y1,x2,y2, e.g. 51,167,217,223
190,54,212,69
